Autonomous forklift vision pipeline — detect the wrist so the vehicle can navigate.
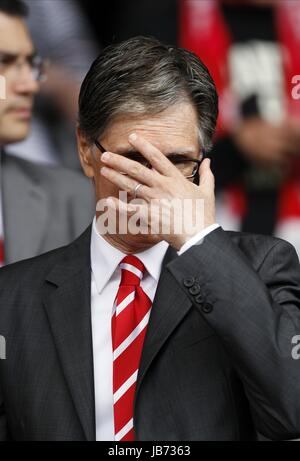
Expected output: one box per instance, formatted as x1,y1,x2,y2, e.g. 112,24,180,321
169,222,217,251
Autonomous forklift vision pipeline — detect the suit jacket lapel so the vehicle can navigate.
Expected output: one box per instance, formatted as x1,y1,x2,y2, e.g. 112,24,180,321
43,226,95,441
2,153,48,264
135,246,193,399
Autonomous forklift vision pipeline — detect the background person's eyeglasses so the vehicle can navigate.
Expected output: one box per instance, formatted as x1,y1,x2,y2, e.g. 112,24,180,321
94,140,206,183
0,52,48,82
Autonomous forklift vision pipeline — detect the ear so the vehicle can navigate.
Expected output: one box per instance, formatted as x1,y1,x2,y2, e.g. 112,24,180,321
76,125,95,178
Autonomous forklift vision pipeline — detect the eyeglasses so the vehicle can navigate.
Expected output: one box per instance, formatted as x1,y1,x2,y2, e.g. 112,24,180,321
0,52,48,82
94,140,205,182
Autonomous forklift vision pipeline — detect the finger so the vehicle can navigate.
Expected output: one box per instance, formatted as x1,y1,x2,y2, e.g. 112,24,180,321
107,196,141,214
100,166,152,199
128,133,182,177
199,158,215,191
100,151,158,186
198,158,215,188
108,196,151,229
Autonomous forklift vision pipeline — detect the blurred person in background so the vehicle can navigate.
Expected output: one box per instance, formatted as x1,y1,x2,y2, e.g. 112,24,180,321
0,0,94,266
180,0,300,256
6,0,98,169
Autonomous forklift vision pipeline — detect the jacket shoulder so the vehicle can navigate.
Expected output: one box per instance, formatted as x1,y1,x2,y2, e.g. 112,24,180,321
4,153,92,192
225,230,299,268
0,242,68,286
0,225,91,287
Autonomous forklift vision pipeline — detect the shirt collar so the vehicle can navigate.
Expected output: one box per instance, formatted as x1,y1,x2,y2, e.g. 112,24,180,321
90,216,169,294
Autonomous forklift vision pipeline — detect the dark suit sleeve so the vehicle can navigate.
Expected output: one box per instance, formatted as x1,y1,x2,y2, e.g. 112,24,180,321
168,228,300,440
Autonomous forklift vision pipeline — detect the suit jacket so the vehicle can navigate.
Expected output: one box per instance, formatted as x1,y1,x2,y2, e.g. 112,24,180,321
1,152,95,264
0,225,300,441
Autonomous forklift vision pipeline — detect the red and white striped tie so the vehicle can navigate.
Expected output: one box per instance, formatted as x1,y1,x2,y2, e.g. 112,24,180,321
112,255,152,441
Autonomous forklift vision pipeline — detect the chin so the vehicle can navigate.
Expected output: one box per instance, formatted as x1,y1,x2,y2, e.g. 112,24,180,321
125,233,162,247
2,128,30,145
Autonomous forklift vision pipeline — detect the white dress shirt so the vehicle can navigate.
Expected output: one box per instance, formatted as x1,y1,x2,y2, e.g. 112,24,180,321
90,217,220,440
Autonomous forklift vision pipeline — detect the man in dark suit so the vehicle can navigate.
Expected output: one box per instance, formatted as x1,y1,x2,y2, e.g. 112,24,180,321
0,0,94,265
0,35,300,441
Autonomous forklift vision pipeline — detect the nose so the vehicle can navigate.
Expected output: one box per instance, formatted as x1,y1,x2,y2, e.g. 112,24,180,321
14,64,40,95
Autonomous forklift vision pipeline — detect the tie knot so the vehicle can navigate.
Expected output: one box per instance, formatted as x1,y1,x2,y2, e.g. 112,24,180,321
119,255,145,286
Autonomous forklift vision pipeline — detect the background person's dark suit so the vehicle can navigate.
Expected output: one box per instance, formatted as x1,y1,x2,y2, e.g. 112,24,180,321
0,226,300,440
1,152,95,264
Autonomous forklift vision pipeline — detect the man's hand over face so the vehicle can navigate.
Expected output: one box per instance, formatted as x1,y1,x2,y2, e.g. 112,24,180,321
99,133,216,250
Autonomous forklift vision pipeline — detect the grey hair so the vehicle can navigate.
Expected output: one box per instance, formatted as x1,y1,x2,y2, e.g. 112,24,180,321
79,36,218,151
